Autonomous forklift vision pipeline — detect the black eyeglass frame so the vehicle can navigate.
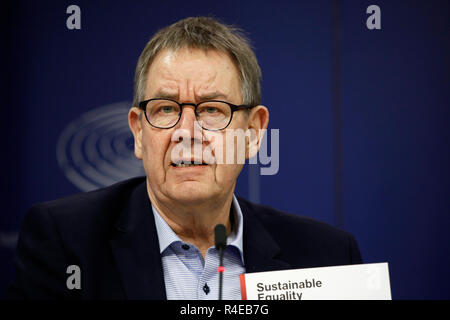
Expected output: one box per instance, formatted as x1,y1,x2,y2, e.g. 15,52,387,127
138,98,256,131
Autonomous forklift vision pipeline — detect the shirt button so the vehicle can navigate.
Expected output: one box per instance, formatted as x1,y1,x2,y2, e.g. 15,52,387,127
181,244,190,251
203,283,210,295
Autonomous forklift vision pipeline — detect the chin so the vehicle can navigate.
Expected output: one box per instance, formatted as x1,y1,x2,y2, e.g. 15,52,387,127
168,181,218,203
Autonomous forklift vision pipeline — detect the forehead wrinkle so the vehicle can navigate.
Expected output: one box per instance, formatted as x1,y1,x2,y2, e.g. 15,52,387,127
148,48,240,102
148,66,181,99
193,69,240,103
147,50,182,95
193,73,225,99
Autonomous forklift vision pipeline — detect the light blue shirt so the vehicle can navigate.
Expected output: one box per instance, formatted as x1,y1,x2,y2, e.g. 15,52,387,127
151,195,245,300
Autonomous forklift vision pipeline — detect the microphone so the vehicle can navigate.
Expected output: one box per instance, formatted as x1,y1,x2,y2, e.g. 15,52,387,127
214,224,227,300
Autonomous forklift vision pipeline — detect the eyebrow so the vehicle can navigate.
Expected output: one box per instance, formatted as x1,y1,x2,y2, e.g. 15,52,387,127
152,90,229,101
197,92,229,101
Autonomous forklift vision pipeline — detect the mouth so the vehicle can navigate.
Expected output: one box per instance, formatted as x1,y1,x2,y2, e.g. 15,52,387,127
170,160,209,168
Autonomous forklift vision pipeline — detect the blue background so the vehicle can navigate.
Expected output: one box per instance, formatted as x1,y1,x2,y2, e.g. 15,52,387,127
1,0,449,299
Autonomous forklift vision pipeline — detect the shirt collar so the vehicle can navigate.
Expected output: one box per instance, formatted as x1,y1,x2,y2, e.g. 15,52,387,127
151,195,244,263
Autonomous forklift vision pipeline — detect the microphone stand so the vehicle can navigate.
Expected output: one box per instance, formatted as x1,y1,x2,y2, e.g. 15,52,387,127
218,246,224,300
215,224,227,301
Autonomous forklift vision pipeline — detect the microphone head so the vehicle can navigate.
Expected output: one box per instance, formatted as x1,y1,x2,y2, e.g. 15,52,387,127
214,224,227,250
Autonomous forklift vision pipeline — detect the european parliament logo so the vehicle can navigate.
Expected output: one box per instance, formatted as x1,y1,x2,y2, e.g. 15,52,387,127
56,101,145,192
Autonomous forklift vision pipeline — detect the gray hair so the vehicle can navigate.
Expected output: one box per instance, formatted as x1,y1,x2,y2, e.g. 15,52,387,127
132,16,262,108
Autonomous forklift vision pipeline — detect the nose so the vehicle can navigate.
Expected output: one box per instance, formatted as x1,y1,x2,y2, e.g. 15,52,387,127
178,105,196,128
174,105,203,143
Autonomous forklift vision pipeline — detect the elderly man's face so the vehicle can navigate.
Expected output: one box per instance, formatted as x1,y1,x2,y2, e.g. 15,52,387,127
130,48,251,204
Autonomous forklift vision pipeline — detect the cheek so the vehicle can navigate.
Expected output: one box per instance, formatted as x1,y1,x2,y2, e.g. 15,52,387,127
204,132,247,165
141,129,171,170
211,117,247,183
204,130,244,183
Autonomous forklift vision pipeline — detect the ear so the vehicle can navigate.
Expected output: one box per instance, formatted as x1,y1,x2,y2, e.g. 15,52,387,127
246,105,269,159
128,107,144,160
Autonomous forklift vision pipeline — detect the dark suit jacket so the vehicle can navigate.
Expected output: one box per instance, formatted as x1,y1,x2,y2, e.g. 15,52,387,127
8,177,362,299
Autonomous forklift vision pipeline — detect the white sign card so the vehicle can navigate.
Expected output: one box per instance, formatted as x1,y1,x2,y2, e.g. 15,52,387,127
240,262,391,300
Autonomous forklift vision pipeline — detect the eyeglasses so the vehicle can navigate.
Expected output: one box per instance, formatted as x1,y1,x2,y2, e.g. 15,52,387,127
138,98,255,131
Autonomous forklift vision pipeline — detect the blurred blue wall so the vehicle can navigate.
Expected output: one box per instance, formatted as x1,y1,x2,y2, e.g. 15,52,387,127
1,0,448,299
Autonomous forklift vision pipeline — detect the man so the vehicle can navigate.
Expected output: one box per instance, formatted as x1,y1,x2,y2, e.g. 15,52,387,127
9,17,362,300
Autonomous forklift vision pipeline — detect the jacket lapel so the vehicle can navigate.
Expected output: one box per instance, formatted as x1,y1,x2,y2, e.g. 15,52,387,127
239,198,292,273
109,181,166,300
